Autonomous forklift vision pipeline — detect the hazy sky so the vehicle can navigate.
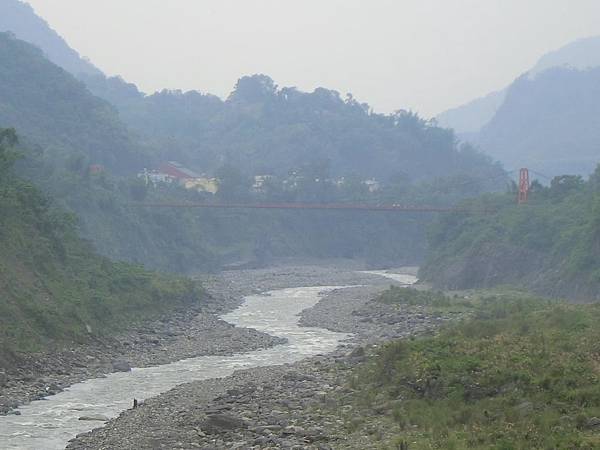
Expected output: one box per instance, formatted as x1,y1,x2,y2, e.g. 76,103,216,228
25,0,600,116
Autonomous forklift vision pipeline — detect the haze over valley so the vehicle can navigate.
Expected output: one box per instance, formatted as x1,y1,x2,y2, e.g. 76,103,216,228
1,1,600,449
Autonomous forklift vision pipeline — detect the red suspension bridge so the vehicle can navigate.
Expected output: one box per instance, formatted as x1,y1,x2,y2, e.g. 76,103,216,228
129,202,490,213
130,169,534,213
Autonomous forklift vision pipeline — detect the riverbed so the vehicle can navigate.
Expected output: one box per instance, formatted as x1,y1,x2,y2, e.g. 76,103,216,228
0,285,350,449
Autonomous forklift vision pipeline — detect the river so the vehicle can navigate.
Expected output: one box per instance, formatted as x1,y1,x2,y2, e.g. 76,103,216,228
0,271,415,449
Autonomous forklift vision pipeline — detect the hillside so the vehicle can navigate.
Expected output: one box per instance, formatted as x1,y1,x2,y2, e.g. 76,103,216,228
0,0,102,77
420,168,600,300
0,32,148,173
478,67,600,177
0,128,202,353
83,73,505,184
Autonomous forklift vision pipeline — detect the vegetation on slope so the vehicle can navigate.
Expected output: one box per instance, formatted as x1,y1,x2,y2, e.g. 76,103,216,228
0,129,202,352
83,73,506,185
420,169,600,299
346,289,600,449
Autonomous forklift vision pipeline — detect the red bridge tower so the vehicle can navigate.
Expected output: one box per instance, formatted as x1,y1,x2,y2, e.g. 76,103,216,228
518,168,530,204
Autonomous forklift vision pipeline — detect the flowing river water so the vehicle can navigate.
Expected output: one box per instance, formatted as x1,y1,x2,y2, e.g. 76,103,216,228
0,271,416,449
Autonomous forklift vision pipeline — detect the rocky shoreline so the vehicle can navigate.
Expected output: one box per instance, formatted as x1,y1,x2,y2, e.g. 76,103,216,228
0,288,281,417
0,263,393,417
67,265,445,449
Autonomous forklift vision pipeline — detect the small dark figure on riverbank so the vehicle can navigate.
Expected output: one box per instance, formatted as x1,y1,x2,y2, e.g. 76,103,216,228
133,399,138,409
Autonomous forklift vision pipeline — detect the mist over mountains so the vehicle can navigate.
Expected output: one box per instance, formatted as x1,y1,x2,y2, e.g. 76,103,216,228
0,0,507,189
437,35,600,135
0,1,508,273
435,35,600,177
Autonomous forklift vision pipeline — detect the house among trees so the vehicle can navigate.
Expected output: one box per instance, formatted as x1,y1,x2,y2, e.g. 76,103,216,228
139,161,218,194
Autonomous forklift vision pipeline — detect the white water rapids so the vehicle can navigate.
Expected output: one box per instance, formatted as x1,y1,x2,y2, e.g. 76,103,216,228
0,271,416,449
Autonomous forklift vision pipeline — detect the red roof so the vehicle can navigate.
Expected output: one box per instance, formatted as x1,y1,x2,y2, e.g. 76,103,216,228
159,161,200,179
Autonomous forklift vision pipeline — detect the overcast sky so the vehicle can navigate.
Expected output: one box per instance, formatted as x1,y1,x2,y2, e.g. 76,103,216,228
25,0,600,116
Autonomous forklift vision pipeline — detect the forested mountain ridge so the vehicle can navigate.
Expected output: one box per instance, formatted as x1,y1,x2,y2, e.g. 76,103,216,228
0,0,101,77
0,32,149,173
0,128,202,353
0,3,506,186
420,168,600,301
83,73,505,184
478,67,600,177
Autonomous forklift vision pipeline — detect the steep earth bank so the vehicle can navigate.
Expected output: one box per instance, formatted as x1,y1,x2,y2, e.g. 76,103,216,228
420,242,600,303
67,266,449,449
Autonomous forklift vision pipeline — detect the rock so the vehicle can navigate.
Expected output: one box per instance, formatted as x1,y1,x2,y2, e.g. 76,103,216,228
78,414,109,422
586,417,600,430
200,414,247,433
111,360,132,372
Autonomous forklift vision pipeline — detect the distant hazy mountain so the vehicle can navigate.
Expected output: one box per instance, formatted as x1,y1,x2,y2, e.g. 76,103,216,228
530,35,600,76
437,35,600,135
0,0,102,77
478,67,600,177
436,89,506,136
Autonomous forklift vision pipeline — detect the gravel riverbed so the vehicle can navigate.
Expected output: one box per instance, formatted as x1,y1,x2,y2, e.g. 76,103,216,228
0,263,391,416
66,264,445,449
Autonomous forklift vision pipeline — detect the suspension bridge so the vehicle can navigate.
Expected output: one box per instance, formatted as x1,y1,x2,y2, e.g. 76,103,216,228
130,168,535,213
129,202,491,213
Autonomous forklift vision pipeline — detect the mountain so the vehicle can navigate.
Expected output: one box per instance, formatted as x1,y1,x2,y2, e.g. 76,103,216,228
478,67,600,176
436,89,506,136
437,35,600,136
0,2,504,185
83,73,505,184
531,35,600,77
0,11,508,272
0,0,102,77
0,32,149,172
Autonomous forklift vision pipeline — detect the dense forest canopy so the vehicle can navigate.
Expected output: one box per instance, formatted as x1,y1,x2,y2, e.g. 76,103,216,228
83,73,506,185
